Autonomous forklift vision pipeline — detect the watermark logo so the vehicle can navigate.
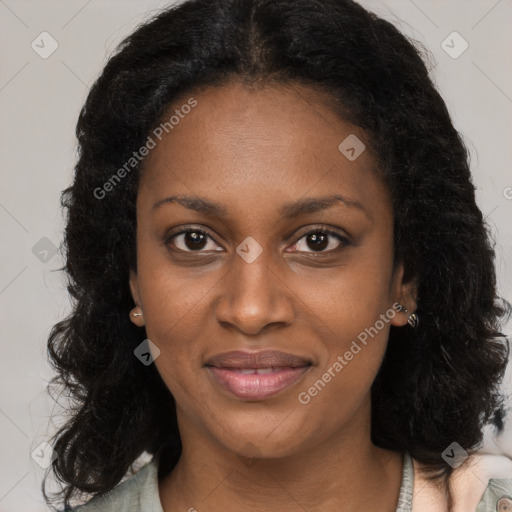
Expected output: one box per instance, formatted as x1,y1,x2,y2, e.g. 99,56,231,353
31,31,58,59
31,441,57,469
32,237,58,263
441,31,469,59
338,134,365,161
441,442,468,469
236,237,263,264
134,339,160,366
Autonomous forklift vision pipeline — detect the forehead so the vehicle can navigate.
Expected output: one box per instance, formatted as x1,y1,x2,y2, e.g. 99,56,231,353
138,81,389,219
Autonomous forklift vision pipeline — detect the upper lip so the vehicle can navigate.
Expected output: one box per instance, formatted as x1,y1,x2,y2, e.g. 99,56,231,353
205,350,312,369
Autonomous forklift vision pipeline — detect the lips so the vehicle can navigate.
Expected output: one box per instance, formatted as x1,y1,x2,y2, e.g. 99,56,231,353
205,350,312,369
205,350,312,400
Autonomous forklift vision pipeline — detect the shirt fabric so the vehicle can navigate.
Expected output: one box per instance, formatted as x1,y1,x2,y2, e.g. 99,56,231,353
69,452,512,512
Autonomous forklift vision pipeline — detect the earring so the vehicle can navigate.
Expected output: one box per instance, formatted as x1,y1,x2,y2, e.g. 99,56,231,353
396,303,419,328
395,303,407,313
407,312,418,328
130,307,143,318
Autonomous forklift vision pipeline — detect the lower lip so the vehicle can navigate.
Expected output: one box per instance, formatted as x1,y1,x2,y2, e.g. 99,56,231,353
206,366,311,400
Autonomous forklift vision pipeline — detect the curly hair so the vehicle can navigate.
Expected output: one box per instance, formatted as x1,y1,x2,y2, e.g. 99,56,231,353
43,0,510,509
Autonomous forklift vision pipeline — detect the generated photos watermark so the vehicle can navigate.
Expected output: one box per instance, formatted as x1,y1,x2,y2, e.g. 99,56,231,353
93,97,197,200
298,302,401,405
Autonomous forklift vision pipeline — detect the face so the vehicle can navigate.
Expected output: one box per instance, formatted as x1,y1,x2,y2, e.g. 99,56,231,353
129,81,416,460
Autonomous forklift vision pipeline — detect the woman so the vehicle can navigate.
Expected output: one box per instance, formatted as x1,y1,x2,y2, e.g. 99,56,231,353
43,0,512,510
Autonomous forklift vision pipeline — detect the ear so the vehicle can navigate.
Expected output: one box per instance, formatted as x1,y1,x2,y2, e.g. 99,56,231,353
389,263,418,327
129,269,145,327
129,269,141,304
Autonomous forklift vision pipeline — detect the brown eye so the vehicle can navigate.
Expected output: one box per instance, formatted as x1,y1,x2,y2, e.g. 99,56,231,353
305,232,329,251
290,228,350,254
166,229,222,252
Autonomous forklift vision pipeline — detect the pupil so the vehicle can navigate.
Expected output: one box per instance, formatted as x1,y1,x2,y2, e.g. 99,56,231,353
307,232,328,251
185,231,206,250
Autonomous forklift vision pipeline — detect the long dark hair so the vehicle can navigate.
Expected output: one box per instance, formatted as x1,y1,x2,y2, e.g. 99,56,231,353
43,0,510,509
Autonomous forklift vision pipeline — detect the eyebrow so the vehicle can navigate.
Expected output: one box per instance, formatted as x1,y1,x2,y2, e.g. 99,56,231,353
152,194,371,219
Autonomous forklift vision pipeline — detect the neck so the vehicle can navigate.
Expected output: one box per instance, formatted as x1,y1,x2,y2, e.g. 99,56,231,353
158,401,403,512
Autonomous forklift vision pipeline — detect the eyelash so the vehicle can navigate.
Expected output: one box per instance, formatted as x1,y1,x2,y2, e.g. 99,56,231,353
165,225,351,255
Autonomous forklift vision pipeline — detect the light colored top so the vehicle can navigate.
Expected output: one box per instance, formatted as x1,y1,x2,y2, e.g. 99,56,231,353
70,452,512,512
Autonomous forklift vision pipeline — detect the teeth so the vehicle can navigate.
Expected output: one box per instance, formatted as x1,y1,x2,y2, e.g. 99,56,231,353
254,367,274,374
235,367,284,374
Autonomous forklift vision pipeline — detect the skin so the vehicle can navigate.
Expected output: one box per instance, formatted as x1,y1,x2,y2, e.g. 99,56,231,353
129,81,417,512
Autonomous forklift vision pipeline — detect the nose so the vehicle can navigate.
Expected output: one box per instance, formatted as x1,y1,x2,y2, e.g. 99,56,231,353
214,243,296,336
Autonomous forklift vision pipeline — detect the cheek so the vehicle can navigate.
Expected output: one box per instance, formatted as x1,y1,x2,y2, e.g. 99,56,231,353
135,243,219,397
302,242,395,343
295,317,391,438
297,242,395,399
136,229,218,341
139,275,209,383
141,277,209,408
140,274,207,340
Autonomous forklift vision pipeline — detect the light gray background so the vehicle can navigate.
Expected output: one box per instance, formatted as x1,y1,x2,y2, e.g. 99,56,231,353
1,0,511,510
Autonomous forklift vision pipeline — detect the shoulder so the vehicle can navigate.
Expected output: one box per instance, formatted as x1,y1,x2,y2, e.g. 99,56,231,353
476,478,512,512
470,454,512,512
455,453,512,512
69,458,164,512
411,453,512,512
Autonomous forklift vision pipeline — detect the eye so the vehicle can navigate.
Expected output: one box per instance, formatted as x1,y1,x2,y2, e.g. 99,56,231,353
166,228,223,252
165,225,350,254
288,227,350,254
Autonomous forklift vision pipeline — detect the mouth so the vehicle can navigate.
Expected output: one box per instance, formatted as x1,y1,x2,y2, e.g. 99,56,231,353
204,350,313,401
